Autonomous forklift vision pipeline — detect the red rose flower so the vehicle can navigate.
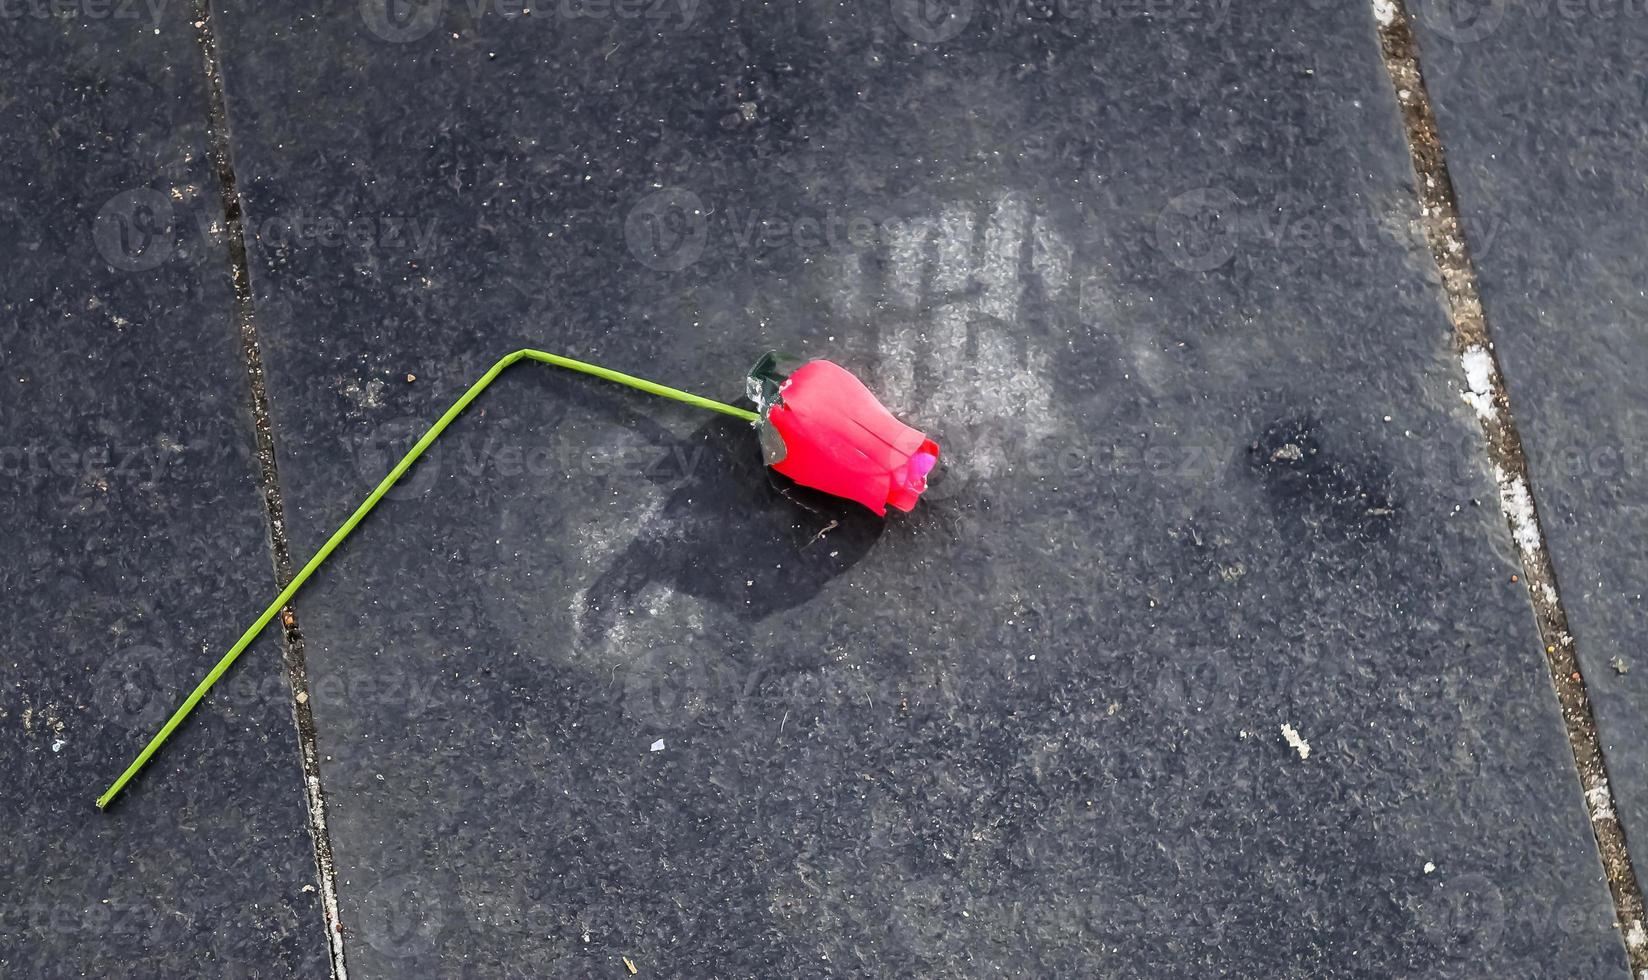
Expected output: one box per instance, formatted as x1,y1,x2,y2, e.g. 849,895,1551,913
749,353,940,515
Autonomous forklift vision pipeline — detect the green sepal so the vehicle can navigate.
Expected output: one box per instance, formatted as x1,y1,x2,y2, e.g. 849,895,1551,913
746,350,807,418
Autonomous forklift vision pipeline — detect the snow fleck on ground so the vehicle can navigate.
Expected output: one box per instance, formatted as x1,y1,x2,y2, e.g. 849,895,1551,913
1494,466,1544,558
1456,347,1546,561
1280,723,1311,760
1460,346,1497,421
1585,785,1617,823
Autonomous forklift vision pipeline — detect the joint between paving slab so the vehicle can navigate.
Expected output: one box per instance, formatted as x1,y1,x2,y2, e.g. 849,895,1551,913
190,3,350,977
1373,3,1648,974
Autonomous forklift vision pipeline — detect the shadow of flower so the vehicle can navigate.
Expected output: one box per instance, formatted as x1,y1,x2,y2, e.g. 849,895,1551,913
580,416,884,639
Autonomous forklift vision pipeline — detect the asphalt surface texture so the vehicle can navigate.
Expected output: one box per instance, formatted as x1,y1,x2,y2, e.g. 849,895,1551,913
3,0,1646,977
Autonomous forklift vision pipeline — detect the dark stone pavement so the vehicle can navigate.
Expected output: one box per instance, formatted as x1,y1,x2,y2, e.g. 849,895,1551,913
1413,0,1648,881
3,0,1645,977
0,12,326,980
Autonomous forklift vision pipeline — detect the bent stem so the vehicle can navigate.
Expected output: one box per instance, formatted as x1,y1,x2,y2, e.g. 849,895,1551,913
96,349,756,809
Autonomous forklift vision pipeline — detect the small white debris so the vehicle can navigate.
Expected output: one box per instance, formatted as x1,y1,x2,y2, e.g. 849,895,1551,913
1624,919,1646,951
1460,346,1497,421
1373,0,1397,25
1280,723,1311,760
1423,862,1436,874
1495,467,1543,558
650,739,665,753
1586,785,1616,823
51,739,65,753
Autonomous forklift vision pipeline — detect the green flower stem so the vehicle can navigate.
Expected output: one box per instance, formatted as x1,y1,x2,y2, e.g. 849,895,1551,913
96,349,756,809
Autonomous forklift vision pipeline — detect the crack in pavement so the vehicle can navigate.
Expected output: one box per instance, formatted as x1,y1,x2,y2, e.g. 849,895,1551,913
190,2,351,976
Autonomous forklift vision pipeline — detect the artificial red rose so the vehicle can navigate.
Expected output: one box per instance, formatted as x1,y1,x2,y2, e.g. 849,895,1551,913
748,353,940,515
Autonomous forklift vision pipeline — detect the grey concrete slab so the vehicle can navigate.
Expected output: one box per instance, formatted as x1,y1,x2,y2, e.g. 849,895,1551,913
216,0,1627,975
0,14,325,980
1411,0,1648,877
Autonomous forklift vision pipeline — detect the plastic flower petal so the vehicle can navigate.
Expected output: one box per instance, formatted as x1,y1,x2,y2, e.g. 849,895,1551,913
748,352,941,515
